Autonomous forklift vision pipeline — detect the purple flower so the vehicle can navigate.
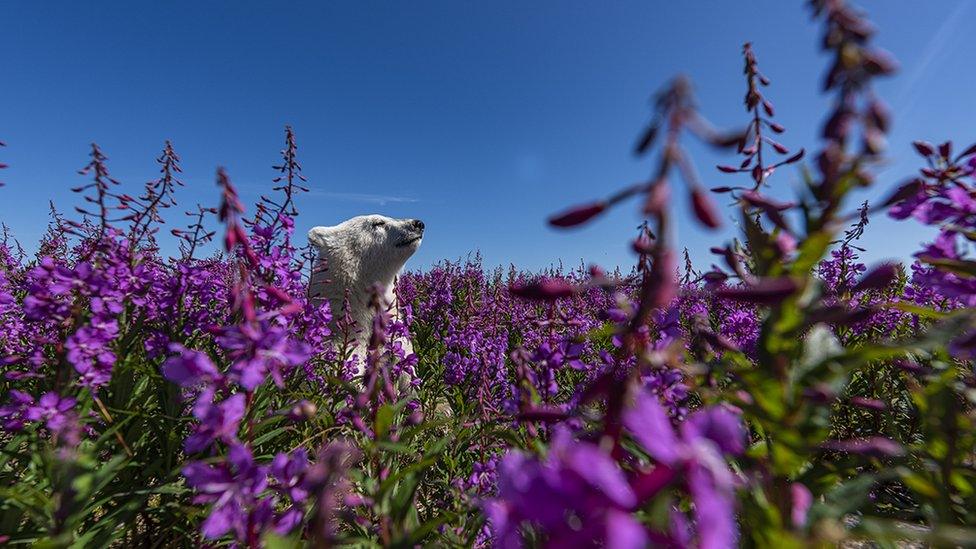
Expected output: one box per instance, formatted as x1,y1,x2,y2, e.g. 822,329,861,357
624,392,745,549
270,449,312,534
682,405,748,456
184,391,246,454
65,318,119,389
271,448,311,503
718,307,759,355
216,321,311,390
183,444,273,542
821,436,904,457
0,390,35,430
25,392,77,432
162,343,223,387
485,429,646,548
791,483,813,528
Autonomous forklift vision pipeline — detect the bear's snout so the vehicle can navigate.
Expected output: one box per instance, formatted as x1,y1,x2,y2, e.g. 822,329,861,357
410,219,425,232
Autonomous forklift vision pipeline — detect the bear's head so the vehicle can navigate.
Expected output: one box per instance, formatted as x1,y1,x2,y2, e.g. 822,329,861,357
307,214,425,288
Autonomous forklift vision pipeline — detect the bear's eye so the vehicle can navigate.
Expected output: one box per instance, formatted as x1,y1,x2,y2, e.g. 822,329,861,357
371,220,386,228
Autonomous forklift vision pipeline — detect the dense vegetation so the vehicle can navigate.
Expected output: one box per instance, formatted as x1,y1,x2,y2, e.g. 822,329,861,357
3,1,976,547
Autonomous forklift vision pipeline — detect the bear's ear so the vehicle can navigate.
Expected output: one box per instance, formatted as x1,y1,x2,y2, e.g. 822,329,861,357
307,226,335,248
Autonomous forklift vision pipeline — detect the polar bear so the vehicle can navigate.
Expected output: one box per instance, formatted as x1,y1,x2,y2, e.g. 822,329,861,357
307,214,424,372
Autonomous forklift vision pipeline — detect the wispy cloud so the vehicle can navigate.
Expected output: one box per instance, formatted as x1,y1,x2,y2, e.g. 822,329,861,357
304,190,420,206
895,0,970,115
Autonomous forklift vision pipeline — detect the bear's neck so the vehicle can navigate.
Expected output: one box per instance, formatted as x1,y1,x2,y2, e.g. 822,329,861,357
309,259,402,340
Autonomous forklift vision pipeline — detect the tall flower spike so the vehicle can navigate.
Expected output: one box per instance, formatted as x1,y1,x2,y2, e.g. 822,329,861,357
127,141,184,255
715,43,803,194
70,143,124,257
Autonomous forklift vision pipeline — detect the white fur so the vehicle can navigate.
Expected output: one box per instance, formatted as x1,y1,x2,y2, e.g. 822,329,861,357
307,214,424,373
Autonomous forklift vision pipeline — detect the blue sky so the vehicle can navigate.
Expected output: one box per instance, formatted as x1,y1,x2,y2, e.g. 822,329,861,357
1,1,973,272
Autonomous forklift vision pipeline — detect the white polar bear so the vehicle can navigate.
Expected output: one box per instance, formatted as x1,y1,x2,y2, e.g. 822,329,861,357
307,214,424,373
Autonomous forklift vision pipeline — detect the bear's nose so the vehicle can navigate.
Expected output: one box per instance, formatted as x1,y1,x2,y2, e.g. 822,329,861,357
412,219,425,232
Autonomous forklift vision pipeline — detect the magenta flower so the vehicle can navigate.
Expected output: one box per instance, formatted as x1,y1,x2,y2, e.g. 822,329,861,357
162,343,223,387
791,483,813,528
509,277,577,301
184,390,246,454
548,201,608,228
270,449,312,534
65,318,119,388
182,444,273,542
0,390,35,430
271,448,311,503
821,436,904,458
25,392,77,432
485,429,647,548
216,320,311,390
624,392,746,549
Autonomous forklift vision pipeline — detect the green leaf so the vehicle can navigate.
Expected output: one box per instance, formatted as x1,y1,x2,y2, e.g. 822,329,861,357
375,404,395,441
263,532,304,549
919,256,976,278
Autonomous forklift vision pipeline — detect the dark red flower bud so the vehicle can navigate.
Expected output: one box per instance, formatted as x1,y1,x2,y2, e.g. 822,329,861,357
862,49,898,76
771,141,789,154
881,179,923,207
867,100,891,133
822,61,842,91
863,128,886,155
634,123,659,155
548,201,607,228
632,233,654,254
691,186,722,229
709,130,748,149
714,277,798,304
938,141,952,160
896,360,930,375
710,186,738,194
769,122,785,134
717,165,740,173
823,108,854,141
518,405,571,422
806,304,873,326
741,191,793,232
510,277,576,301
702,270,728,284
852,263,898,292
762,100,775,117
821,437,903,458
642,179,670,215
850,397,886,411
912,141,936,157
803,384,837,404
698,327,740,352
746,91,760,109
783,149,805,164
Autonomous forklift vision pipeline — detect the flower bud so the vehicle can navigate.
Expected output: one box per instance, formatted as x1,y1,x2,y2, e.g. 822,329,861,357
548,202,607,228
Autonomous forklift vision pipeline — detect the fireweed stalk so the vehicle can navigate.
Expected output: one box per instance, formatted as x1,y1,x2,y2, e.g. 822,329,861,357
2,2,976,548
714,42,804,194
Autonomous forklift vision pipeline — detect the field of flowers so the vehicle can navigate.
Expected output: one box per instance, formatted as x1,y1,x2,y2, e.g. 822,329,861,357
3,1,976,547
